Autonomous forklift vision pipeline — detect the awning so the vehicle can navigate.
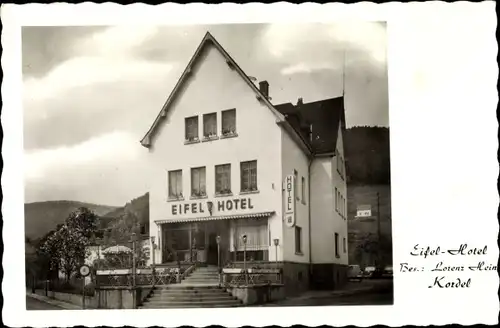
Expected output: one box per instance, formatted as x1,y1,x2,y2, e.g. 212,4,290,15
155,211,275,225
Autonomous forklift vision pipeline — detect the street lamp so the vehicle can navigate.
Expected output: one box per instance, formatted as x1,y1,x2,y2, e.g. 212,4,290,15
131,232,137,289
216,235,221,269
242,234,248,286
273,238,279,268
216,235,221,286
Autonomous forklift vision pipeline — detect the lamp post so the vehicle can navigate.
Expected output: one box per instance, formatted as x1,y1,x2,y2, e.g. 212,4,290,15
273,238,279,268
192,237,197,264
216,235,221,286
216,235,221,269
131,232,137,288
242,234,248,286
150,236,156,283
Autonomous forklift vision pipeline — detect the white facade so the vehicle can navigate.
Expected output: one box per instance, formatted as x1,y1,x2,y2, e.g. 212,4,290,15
142,33,348,289
146,40,284,264
310,124,348,266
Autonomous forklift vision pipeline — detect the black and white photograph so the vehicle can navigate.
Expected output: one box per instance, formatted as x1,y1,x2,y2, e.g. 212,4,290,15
2,2,497,327
23,22,392,310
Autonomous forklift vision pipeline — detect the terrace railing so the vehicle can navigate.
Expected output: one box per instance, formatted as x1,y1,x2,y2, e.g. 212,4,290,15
222,268,283,287
96,267,183,287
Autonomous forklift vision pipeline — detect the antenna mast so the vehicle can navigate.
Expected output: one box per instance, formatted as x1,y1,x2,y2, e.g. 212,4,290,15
342,47,346,98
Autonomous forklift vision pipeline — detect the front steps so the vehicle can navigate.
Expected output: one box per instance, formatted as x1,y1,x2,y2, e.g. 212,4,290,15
181,265,220,285
139,266,242,309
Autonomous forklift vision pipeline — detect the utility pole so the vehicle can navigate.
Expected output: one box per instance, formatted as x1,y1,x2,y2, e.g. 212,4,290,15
376,192,381,268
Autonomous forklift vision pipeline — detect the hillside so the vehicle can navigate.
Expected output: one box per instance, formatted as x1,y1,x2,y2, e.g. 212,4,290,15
24,200,118,241
347,184,392,267
103,193,150,235
344,126,390,185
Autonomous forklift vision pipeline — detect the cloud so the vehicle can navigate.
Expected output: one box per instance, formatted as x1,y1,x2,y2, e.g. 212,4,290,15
25,131,141,180
24,131,151,205
24,56,175,103
23,23,389,205
23,26,180,150
72,25,160,58
261,22,386,72
281,62,337,75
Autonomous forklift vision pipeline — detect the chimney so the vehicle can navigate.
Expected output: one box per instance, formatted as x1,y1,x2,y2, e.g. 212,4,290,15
297,98,304,106
259,81,269,98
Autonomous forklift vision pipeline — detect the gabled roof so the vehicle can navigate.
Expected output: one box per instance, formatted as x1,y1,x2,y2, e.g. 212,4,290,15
140,31,311,154
274,97,346,155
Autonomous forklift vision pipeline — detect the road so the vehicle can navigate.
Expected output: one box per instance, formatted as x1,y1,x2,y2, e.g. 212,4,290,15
26,296,64,310
295,286,393,306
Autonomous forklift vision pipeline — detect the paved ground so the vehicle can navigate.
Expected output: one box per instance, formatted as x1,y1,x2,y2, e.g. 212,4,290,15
258,279,393,307
26,296,65,310
26,292,82,310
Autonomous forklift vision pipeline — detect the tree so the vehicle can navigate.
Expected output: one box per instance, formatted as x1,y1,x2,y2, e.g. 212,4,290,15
355,232,393,268
98,209,150,269
39,207,99,281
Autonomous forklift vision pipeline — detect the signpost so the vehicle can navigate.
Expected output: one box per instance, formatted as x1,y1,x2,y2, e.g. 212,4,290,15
284,175,296,228
355,205,372,218
79,265,91,310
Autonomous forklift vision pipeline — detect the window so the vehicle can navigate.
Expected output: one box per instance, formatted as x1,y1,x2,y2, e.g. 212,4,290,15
343,237,347,253
294,170,299,200
341,195,344,217
185,116,199,141
338,191,341,213
221,109,236,136
335,187,338,212
215,164,231,194
301,176,306,203
191,167,206,197
345,198,347,219
334,232,340,258
295,226,302,254
168,170,183,199
203,113,217,138
336,149,344,179
241,160,257,192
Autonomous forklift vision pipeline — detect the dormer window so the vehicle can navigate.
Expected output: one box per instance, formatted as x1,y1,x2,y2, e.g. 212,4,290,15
221,109,237,137
185,116,199,142
203,113,217,140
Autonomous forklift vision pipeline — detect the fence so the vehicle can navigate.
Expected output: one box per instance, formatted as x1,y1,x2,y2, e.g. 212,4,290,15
95,267,183,287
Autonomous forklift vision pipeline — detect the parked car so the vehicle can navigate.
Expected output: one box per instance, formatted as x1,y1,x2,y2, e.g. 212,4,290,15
348,265,363,281
363,266,377,278
382,265,393,279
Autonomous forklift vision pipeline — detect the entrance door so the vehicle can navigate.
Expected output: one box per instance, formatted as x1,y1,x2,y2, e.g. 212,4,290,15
207,232,218,266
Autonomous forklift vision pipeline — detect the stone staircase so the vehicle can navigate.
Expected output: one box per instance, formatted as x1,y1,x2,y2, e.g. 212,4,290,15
139,266,242,309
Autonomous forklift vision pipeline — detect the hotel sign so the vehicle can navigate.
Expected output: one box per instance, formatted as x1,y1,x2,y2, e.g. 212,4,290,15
284,175,295,228
171,197,254,216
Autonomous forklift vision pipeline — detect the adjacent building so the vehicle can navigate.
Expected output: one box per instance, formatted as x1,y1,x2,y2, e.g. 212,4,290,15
141,32,348,294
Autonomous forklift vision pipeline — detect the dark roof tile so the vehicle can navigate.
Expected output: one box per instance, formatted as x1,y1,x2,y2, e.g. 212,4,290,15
274,96,345,155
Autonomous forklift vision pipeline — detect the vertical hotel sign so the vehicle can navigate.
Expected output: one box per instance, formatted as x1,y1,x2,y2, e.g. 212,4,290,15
284,175,296,227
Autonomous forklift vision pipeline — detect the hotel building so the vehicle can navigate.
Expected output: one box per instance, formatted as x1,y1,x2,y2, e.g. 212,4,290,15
141,32,349,293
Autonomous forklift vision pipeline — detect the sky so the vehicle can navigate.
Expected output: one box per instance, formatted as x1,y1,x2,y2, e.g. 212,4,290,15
23,23,388,206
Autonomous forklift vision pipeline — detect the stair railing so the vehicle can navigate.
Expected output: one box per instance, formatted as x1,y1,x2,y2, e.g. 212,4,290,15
178,244,199,282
